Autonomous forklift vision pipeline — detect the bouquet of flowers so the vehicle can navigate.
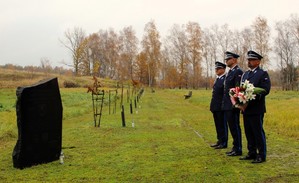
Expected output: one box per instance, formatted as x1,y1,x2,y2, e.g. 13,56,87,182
229,80,266,110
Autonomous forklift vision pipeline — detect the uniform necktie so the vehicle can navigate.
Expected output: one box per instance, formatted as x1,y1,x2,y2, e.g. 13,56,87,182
214,77,219,84
248,70,253,77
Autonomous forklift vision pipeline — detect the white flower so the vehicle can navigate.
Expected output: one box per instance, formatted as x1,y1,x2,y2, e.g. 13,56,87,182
246,93,256,100
243,80,250,86
237,93,247,104
230,80,266,109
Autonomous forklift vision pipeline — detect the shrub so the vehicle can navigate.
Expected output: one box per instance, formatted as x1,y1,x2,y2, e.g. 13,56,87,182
63,80,80,88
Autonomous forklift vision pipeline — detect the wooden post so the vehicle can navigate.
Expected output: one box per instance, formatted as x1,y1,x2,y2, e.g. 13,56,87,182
121,105,126,127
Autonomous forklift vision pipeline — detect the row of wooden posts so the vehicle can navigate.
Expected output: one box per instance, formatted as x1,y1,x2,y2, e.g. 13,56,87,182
91,84,144,127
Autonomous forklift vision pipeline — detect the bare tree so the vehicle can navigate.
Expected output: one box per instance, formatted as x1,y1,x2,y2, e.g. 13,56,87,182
86,33,102,76
165,24,189,88
290,14,299,46
60,27,86,75
202,27,219,89
217,24,233,60
119,26,139,80
97,29,120,79
274,19,298,90
78,37,92,76
251,16,271,68
106,29,120,79
159,46,180,88
141,20,162,87
185,22,203,89
230,28,254,70
240,28,254,69
40,57,52,76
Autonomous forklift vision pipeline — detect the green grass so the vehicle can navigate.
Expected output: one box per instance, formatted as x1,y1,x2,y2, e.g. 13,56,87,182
0,88,298,182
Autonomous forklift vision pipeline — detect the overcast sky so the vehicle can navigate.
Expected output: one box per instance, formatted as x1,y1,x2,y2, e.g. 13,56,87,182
1,0,298,68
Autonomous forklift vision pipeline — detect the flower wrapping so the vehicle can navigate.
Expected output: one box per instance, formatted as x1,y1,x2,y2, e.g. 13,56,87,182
229,80,266,109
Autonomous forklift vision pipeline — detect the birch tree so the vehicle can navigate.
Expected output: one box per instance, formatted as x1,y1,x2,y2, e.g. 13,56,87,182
141,20,162,87
251,16,271,68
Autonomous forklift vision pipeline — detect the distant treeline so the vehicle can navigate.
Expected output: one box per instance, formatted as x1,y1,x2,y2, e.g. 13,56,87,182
0,63,73,76
59,15,299,90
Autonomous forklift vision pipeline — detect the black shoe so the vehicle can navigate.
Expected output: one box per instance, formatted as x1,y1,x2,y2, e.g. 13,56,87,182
251,157,265,163
239,155,256,160
227,151,242,156
226,150,234,154
210,143,219,148
214,144,227,149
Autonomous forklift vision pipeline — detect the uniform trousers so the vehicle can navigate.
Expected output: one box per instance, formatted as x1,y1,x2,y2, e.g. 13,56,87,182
243,114,266,159
225,110,242,152
213,111,228,146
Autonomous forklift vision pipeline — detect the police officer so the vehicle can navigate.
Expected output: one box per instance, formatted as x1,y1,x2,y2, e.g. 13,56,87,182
222,51,243,156
210,61,228,149
239,50,271,163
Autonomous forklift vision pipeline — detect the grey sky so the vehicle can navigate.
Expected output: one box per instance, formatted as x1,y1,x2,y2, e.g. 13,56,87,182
1,0,298,68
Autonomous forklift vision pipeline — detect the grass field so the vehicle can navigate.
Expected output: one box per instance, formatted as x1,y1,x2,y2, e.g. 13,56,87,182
0,87,298,182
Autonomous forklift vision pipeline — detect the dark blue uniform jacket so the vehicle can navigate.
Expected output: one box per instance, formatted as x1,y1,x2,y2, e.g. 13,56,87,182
241,67,271,115
210,75,226,112
222,66,243,111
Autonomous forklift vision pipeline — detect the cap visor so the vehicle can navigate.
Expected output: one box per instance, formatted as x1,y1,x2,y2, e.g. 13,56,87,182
247,56,259,60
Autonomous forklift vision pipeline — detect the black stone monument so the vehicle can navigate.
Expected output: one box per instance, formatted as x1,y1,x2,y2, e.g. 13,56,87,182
12,77,63,169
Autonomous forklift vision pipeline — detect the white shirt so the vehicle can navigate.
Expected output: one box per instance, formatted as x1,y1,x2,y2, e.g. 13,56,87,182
217,74,226,79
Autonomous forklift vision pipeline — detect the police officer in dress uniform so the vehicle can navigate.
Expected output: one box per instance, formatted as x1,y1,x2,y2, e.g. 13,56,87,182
222,51,243,156
239,50,271,163
210,61,228,149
